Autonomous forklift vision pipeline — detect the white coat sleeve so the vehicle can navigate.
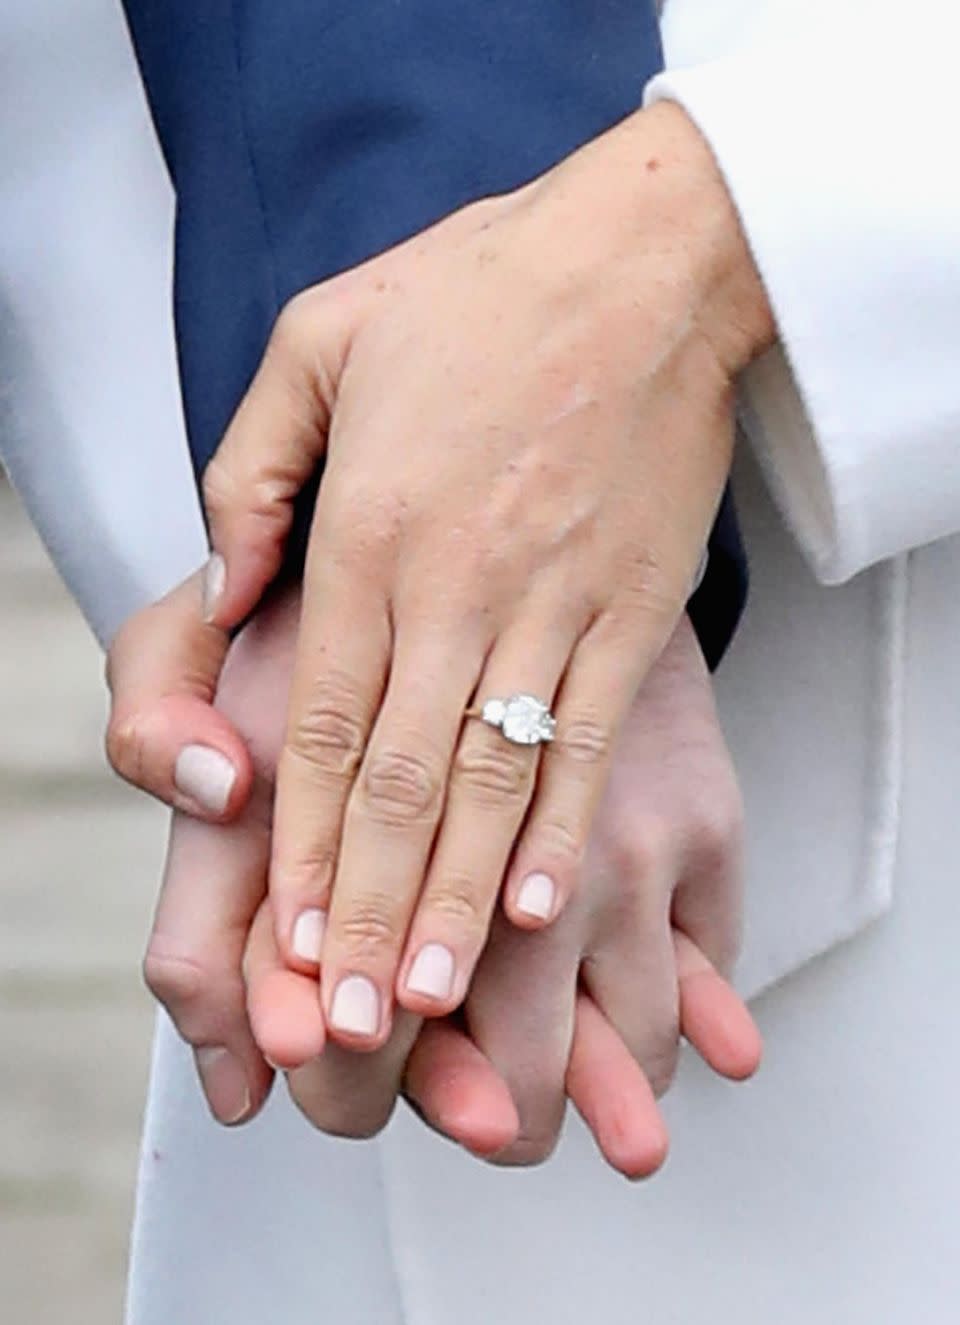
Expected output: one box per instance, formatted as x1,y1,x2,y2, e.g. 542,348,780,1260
0,0,205,648
646,0,960,584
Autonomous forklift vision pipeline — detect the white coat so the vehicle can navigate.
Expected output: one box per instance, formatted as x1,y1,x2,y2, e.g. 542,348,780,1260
2,0,958,1320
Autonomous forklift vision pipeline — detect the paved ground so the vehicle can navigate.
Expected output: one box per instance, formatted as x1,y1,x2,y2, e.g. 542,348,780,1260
0,478,165,1319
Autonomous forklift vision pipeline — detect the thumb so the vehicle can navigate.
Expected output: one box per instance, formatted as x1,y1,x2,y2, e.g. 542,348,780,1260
105,569,253,820
200,285,358,629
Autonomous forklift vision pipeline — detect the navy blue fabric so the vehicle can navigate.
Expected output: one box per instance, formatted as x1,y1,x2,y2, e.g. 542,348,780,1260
123,0,746,668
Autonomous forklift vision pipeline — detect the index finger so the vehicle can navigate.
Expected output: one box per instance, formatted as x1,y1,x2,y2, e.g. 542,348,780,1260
200,288,358,630
105,570,252,820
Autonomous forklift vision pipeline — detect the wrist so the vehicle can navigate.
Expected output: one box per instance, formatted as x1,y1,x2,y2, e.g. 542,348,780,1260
534,101,776,378
623,102,776,373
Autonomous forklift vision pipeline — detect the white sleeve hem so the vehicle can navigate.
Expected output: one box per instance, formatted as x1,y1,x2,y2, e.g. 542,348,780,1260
645,2,960,584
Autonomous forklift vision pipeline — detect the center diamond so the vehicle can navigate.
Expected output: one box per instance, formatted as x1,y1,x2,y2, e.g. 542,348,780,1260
500,694,554,745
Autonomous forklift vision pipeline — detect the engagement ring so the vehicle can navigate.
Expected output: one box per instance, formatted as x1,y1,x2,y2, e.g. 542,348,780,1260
465,693,557,747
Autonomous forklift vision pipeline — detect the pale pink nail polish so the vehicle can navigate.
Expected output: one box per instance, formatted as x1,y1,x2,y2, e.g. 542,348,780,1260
330,975,380,1036
406,943,455,1000
516,872,556,920
291,909,327,964
174,744,236,814
202,552,226,622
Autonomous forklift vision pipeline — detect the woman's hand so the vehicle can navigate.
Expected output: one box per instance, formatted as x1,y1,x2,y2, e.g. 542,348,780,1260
257,611,758,1173
192,102,772,1049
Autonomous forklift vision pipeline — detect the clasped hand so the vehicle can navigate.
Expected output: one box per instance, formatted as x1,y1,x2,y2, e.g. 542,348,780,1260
128,585,758,1173
105,102,771,1171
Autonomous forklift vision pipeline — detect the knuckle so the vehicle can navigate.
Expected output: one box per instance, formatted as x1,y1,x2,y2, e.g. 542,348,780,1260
337,894,402,959
273,290,320,353
529,815,584,871
203,454,294,534
554,714,613,768
618,544,684,615
276,848,337,901
599,819,672,931
360,746,444,826
104,712,144,785
286,686,369,783
143,948,199,1007
608,814,671,883
200,456,233,523
425,873,488,932
453,739,533,807
142,949,228,1043
694,786,745,869
593,585,680,653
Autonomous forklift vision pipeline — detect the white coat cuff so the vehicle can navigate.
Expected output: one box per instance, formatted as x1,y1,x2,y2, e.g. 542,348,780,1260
644,8,960,584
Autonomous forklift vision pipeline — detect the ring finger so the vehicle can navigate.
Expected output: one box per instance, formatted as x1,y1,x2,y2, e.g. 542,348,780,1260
394,607,580,1016
399,604,655,1019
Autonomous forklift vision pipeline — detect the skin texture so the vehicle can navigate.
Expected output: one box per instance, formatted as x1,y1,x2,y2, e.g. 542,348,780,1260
103,102,772,1139
141,102,773,1053
132,582,760,1175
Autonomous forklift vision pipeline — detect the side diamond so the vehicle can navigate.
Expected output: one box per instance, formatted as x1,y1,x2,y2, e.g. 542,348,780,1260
481,698,507,727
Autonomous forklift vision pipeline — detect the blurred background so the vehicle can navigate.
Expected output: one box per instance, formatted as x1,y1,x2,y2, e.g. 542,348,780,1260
0,471,165,1318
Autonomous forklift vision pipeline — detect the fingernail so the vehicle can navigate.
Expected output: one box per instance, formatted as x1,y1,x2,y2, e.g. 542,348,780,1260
516,872,556,920
406,943,455,1000
292,908,327,964
330,974,380,1037
202,552,226,622
195,1047,251,1125
174,744,236,814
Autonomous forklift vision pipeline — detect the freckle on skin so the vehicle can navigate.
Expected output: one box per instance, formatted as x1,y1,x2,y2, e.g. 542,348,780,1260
645,157,660,173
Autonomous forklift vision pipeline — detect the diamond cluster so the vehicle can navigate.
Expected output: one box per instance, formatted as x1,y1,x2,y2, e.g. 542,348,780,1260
481,694,556,746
